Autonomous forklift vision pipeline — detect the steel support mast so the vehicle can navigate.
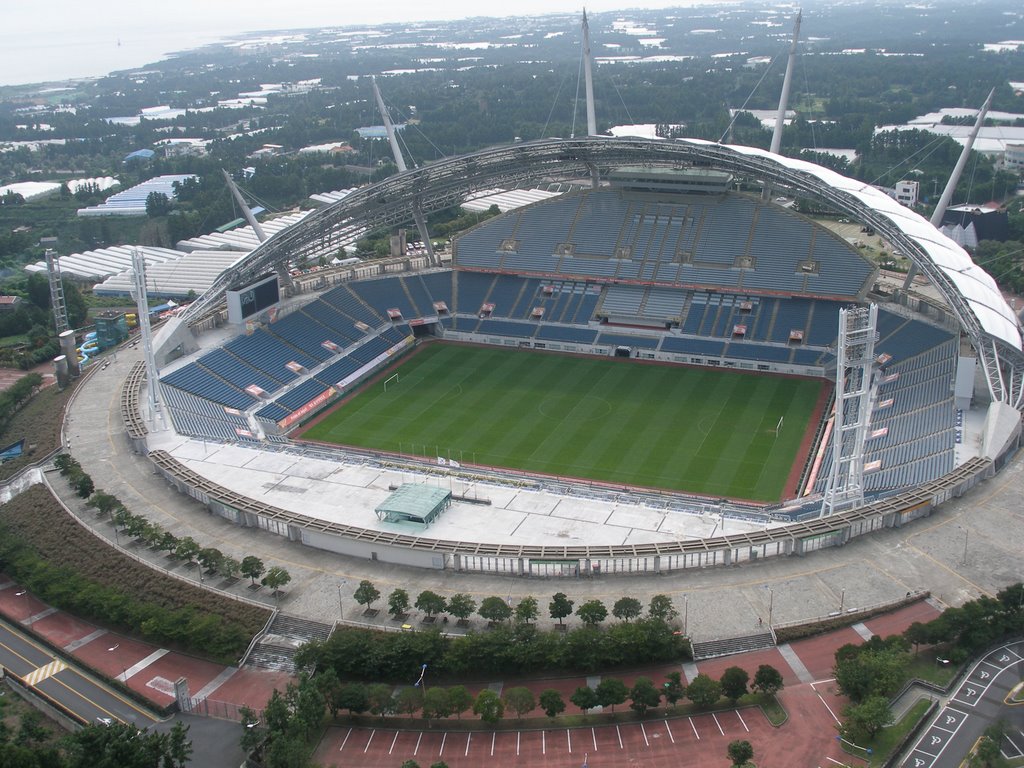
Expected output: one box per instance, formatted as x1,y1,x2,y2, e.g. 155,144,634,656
770,10,801,156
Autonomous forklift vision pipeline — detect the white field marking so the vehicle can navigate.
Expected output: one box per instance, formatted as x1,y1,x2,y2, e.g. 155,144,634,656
689,717,700,740
712,713,724,735
616,725,624,749
736,710,749,732
817,692,842,724
414,732,422,755
664,720,675,744
389,732,399,754
439,732,447,756
363,730,375,753
338,728,352,751
641,722,649,747
465,733,472,757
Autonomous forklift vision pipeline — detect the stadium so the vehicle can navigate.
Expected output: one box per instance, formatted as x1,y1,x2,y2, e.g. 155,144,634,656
126,136,1024,578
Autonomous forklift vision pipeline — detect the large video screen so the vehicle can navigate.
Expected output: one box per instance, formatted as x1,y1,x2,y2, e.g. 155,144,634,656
226,273,280,324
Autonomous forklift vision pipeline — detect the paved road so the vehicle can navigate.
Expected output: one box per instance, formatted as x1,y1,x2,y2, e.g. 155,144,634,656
901,640,1024,768
0,616,158,728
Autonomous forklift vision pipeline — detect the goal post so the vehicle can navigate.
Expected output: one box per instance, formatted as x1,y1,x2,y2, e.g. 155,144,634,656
384,373,400,392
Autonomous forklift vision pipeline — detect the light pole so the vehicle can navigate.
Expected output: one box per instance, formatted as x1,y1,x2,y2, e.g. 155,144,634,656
338,581,346,619
960,526,969,566
839,588,846,613
683,595,689,637
767,587,775,628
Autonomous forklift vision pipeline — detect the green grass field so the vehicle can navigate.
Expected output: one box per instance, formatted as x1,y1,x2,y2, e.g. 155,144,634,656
302,344,824,501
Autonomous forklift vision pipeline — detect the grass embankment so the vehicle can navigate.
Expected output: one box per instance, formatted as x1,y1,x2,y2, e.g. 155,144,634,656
0,485,271,664
0,379,74,483
303,343,822,501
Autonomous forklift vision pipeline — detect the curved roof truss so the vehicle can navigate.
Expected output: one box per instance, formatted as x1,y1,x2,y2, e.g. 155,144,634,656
183,137,1024,404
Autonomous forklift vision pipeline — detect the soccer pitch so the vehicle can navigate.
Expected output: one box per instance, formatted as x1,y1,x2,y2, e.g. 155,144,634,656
301,343,825,501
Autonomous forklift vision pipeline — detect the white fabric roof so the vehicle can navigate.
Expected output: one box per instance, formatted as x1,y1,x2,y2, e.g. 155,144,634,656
717,141,1021,351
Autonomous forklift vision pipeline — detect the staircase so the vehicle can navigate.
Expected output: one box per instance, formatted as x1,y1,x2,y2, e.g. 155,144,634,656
246,614,334,673
690,631,775,660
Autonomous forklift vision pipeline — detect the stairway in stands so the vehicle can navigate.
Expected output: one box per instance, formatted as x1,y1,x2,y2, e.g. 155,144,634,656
246,614,335,673
690,631,775,660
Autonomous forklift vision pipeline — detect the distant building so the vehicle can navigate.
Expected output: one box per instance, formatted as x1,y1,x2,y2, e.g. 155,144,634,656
895,180,919,207
0,295,23,313
123,148,155,163
356,125,405,140
940,204,1010,246
1004,143,1024,175
158,138,209,158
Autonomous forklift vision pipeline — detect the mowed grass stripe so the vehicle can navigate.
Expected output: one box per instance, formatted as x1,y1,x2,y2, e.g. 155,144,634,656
302,343,823,501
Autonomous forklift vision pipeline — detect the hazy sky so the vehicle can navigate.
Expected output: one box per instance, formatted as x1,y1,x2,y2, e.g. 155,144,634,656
2,0,726,85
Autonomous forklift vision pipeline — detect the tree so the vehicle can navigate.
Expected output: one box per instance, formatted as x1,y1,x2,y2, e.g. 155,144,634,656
447,685,473,719
663,671,686,709
240,556,264,585
388,588,411,619
514,595,539,624
613,596,643,622
478,596,512,624
686,673,722,709
502,686,536,720
720,666,750,704
415,590,447,619
752,664,784,696
595,677,629,712
239,705,264,754
549,592,574,626
843,696,894,742
86,491,121,518
220,556,241,579
576,599,608,627
629,676,662,717
354,580,381,612
727,739,755,767
570,686,599,716
367,683,395,718
336,682,370,715
421,687,452,722
395,686,423,717
446,593,476,623
74,473,94,498
648,594,678,621
196,547,224,574
401,761,421,768
472,689,504,725
157,531,178,554
539,689,566,720
146,191,172,217
261,566,291,596
175,536,200,565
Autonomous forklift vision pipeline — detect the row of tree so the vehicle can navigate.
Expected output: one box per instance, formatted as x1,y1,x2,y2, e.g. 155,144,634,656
0,372,42,436
79,479,292,596
54,453,94,497
354,579,679,628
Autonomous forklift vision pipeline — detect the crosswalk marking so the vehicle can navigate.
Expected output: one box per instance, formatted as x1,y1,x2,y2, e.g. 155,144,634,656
24,659,67,686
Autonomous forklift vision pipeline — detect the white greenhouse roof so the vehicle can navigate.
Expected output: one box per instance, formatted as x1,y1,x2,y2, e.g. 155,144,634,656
93,251,245,299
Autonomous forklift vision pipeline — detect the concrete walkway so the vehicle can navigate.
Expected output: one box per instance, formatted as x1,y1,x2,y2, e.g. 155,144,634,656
59,345,1024,643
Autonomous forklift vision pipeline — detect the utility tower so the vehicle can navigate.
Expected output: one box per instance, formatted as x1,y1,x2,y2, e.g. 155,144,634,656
821,304,879,517
45,248,69,334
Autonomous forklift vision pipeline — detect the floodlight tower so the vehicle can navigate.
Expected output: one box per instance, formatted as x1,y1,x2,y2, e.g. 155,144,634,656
371,77,438,267
770,10,801,156
45,248,69,334
902,88,994,291
821,304,878,517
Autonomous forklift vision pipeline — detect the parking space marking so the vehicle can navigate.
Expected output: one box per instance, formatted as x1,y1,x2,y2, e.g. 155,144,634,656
592,727,598,751
713,713,724,735
641,722,649,747
389,731,399,754
363,730,375,754
665,720,675,744
338,728,352,752
516,731,520,757
490,732,495,757
542,730,546,755
616,724,623,749
414,732,422,756
439,732,447,756
465,733,471,757
817,691,841,723
736,710,749,732
689,716,700,740
566,728,572,754
1003,731,1022,758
